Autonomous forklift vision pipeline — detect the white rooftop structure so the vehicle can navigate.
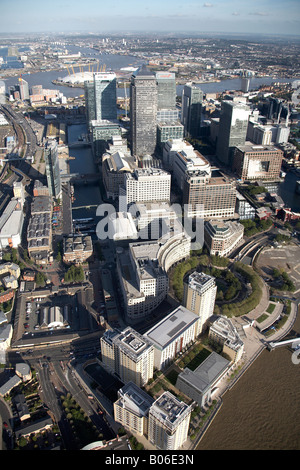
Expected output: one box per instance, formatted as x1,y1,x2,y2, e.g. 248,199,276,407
145,305,199,351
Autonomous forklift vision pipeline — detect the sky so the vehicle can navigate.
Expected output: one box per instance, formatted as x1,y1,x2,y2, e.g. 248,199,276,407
0,0,299,36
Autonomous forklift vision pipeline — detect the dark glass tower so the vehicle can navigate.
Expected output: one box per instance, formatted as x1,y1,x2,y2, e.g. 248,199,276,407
84,72,117,125
44,140,61,199
216,101,250,166
130,65,157,157
181,84,203,139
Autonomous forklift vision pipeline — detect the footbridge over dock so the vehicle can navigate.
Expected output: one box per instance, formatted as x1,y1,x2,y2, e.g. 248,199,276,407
61,172,100,184
267,337,300,351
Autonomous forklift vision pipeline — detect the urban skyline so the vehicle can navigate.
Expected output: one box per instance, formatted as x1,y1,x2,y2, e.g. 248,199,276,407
0,0,300,36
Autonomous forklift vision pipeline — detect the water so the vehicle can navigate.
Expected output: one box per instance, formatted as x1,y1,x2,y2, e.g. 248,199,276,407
278,172,300,212
197,314,300,450
67,124,102,221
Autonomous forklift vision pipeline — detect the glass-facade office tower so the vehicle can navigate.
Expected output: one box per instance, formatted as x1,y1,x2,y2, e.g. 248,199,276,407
84,72,117,125
216,100,250,166
130,65,157,157
156,72,176,111
44,140,61,199
181,84,203,138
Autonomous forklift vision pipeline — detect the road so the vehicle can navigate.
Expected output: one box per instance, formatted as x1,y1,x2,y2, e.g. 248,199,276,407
5,336,115,449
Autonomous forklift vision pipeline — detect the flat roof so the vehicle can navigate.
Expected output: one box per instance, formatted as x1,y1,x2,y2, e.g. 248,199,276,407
177,351,230,394
145,305,199,350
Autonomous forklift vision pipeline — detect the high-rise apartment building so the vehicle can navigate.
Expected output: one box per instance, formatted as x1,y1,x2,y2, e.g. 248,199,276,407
44,140,61,199
114,382,154,437
130,65,157,157
216,101,251,166
84,72,117,125
100,327,154,387
144,305,200,370
183,271,217,334
17,77,29,101
148,392,192,450
181,83,203,138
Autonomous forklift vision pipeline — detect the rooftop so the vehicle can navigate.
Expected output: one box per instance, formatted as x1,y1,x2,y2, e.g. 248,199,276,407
150,391,191,428
145,305,199,349
177,351,230,394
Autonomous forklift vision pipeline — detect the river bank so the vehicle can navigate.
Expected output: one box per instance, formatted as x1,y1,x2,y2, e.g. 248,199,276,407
195,306,300,450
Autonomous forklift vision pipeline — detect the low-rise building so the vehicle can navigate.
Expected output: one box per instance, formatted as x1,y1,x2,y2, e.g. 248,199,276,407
0,199,24,249
63,234,93,264
208,316,244,363
204,219,244,257
176,351,230,408
27,195,52,264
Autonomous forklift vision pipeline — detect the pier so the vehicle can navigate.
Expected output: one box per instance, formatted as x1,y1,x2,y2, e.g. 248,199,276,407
267,337,300,351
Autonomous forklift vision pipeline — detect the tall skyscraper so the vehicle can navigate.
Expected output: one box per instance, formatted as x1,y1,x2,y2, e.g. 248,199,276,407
156,72,176,111
181,83,203,138
44,140,61,199
183,271,217,334
130,65,157,157
216,100,250,166
84,72,117,125
17,77,29,101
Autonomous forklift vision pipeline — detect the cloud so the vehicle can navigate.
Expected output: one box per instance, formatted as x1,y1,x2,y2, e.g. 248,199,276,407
249,11,269,16
203,3,213,7
232,12,240,16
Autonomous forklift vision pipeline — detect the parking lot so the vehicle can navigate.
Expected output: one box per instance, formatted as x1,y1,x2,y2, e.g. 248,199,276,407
13,289,99,344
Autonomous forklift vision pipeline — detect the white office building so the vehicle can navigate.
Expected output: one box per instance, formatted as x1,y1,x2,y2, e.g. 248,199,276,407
119,168,171,212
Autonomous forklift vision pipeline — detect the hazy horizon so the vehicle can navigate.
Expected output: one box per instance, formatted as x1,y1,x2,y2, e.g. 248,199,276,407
0,0,299,37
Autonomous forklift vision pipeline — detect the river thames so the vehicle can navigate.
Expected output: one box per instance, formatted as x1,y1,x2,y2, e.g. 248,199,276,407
197,313,300,450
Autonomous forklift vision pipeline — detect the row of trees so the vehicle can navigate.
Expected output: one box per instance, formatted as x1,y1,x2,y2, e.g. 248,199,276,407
240,217,273,237
220,262,263,318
